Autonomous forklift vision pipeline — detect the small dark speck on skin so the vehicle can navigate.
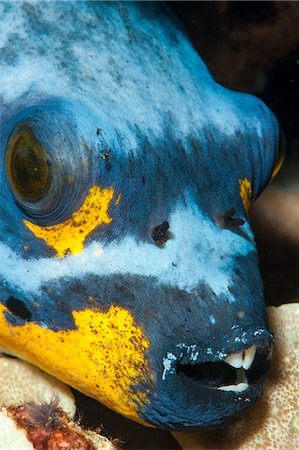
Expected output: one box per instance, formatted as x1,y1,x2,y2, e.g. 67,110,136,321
100,149,111,161
151,221,170,245
228,285,234,294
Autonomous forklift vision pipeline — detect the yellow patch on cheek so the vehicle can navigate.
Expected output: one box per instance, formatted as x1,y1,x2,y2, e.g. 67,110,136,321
23,185,115,257
0,305,151,423
239,177,253,215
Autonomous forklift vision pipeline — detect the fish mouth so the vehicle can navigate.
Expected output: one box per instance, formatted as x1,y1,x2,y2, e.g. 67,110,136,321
174,344,272,393
146,337,274,430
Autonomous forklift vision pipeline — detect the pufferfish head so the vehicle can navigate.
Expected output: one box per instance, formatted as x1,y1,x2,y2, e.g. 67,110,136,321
0,0,283,431
0,94,283,430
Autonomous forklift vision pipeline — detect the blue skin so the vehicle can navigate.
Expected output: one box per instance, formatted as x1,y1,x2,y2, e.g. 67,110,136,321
0,1,279,430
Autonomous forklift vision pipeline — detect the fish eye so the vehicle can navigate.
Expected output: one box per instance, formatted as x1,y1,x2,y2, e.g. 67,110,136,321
6,126,51,203
4,104,96,226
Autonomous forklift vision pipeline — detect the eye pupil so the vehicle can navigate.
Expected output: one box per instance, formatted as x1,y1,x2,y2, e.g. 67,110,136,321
7,127,51,202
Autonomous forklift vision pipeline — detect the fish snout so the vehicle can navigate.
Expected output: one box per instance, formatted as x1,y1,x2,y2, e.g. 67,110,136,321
141,322,273,430
162,334,273,393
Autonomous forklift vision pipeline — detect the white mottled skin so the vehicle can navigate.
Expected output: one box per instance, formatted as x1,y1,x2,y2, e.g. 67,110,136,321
0,0,265,153
0,195,254,298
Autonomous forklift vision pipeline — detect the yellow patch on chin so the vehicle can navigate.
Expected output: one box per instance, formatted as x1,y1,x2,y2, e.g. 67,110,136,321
23,185,115,257
239,177,253,215
0,304,151,423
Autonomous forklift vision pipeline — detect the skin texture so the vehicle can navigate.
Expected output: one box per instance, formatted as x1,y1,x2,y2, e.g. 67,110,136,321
0,1,279,430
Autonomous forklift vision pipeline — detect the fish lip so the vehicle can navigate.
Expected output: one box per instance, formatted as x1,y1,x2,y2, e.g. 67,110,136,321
168,327,273,365
142,348,271,430
162,344,272,383
161,328,273,394
142,332,273,430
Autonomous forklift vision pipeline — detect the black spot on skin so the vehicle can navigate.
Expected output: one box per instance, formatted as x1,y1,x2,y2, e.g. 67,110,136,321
151,221,170,245
6,297,32,320
100,149,111,161
218,208,251,242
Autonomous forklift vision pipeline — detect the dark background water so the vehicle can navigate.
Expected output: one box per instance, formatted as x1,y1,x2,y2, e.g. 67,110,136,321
76,2,299,449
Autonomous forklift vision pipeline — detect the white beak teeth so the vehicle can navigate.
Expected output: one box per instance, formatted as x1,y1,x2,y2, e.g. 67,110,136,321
243,345,257,370
224,350,243,368
217,382,248,393
224,344,256,371
217,345,257,393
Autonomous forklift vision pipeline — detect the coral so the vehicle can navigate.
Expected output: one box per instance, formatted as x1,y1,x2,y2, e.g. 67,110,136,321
0,355,76,417
4,401,114,450
0,409,34,450
0,356,116,450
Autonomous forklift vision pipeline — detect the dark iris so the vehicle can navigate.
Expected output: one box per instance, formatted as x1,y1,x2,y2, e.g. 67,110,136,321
7,126,51,202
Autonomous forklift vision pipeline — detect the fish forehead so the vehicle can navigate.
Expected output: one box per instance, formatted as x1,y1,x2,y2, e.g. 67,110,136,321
0,0,277,212
0,0,269,150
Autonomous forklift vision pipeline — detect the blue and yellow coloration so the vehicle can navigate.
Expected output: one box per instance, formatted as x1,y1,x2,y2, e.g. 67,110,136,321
0,1,282,430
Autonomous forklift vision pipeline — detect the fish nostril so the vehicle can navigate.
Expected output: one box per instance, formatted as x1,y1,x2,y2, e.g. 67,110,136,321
151,221,171,245
221,208,245,228
6,296,32,320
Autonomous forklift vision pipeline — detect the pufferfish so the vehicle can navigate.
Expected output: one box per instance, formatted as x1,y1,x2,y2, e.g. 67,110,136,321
0,1,284,431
